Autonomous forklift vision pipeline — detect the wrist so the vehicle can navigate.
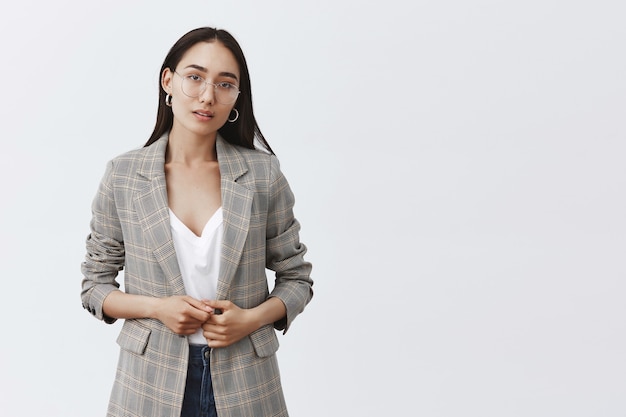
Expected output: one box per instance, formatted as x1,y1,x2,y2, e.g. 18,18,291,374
244,307,262,331
252,297,287,328
146,296,162,320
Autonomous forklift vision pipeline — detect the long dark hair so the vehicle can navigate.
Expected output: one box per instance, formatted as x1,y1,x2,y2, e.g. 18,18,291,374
144,27,273,154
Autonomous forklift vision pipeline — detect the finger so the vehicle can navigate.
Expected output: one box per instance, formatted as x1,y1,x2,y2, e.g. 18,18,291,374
207,339,228,349
182,305,212,323
184,297,214,313
174,327,198,336
202,323,227,337
201,322,223,334
203,333,227,346
202,313,224,327
188,312,210,324
203,329,217,340
179,320,203,330
202,299,232,313
183,317,206,327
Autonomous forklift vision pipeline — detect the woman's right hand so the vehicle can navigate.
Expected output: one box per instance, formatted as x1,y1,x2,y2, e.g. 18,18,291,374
154,295,214,335
102,291,214,335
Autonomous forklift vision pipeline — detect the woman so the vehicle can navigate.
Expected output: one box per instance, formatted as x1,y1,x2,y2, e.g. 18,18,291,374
81,27,313,417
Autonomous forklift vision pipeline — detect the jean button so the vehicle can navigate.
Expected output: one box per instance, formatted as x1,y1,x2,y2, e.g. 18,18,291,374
204,349,210,360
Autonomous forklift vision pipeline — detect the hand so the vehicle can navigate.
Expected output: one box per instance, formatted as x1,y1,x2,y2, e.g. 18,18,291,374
201,300,259,348
155,295,213,335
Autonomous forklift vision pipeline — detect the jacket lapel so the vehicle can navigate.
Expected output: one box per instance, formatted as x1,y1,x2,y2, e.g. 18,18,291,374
216,137,253,299
133,134,186,296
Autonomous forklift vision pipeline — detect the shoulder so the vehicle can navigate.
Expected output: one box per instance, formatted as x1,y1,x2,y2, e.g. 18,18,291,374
109,141,158,164
95,138,165,196
221,138,273,161
100,147,146,185
108,146,146,168
219,136,280,178
243,146,284,184
106,136,166,177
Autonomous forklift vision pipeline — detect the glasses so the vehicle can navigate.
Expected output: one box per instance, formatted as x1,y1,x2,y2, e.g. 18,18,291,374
174,71,240,104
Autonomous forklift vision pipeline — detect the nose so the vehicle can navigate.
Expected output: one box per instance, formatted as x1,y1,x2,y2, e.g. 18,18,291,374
199,82,216,104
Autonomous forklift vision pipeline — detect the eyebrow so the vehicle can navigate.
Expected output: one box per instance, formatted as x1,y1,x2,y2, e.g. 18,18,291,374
183,64,239,81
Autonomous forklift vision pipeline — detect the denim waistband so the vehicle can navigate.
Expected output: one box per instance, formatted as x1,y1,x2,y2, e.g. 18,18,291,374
188,344,211,364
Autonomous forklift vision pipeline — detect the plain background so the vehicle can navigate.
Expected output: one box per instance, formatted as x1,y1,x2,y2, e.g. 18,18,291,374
1,1,625,416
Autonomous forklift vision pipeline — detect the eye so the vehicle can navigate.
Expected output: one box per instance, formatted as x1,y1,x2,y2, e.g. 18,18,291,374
187,74,203,82
217,81,237,90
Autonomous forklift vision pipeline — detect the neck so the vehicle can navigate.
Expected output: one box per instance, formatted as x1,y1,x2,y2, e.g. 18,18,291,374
167,126,218,164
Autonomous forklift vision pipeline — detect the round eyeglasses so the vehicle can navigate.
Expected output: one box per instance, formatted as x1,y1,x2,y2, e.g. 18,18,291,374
174,71,240,104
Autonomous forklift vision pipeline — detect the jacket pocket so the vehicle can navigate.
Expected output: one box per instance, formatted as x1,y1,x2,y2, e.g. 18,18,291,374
116,320,152,355
249,324,280,358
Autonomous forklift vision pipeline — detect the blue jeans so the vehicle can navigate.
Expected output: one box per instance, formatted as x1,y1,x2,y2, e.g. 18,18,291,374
180,344,217,417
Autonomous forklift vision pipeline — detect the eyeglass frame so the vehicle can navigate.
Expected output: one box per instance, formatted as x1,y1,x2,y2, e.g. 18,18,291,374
173,70,240,104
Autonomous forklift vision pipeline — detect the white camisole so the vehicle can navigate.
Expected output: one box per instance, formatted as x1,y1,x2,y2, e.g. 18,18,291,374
169,207,223,345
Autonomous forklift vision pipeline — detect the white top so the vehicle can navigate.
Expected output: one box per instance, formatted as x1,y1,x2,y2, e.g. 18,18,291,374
169,207,223,345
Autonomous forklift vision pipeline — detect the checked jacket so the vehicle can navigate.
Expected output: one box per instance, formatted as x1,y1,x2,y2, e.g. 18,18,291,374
81,133,313,417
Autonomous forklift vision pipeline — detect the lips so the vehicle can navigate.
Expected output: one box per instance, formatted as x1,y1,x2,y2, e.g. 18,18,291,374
193,109,214,119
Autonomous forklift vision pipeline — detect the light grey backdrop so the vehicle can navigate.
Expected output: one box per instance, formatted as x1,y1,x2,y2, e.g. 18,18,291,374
1,1,624,416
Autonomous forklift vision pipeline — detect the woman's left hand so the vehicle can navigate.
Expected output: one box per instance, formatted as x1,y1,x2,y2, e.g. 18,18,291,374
201,300,260,348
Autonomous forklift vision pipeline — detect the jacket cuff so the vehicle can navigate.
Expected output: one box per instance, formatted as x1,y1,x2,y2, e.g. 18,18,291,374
82,284,119,324
268,285,312,334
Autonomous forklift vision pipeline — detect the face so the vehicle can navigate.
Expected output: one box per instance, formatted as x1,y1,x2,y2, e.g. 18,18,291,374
162,41,240,141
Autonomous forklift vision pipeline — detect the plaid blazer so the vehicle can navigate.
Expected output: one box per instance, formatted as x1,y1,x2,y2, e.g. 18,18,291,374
81,133,313,417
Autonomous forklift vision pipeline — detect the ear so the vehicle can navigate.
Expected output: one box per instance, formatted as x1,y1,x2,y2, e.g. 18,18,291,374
161,68,173,93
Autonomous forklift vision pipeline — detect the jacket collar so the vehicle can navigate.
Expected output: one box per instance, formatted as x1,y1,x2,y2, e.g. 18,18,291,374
216,135,249,182
215,136,254,298
137,133,168,181
134,132,255,298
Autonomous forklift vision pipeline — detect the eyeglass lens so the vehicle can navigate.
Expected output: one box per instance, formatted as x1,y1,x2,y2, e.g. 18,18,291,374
181,76,239,104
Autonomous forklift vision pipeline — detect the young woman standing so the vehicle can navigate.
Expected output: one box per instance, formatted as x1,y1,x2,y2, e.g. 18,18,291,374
81,27,313,417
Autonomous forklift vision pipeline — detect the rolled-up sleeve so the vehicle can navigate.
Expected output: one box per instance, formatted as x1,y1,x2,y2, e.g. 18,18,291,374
265,156,313,333
80,161,125,324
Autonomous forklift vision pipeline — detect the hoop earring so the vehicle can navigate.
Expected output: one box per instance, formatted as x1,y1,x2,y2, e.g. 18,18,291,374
165,94,172,107
228,108,239,123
